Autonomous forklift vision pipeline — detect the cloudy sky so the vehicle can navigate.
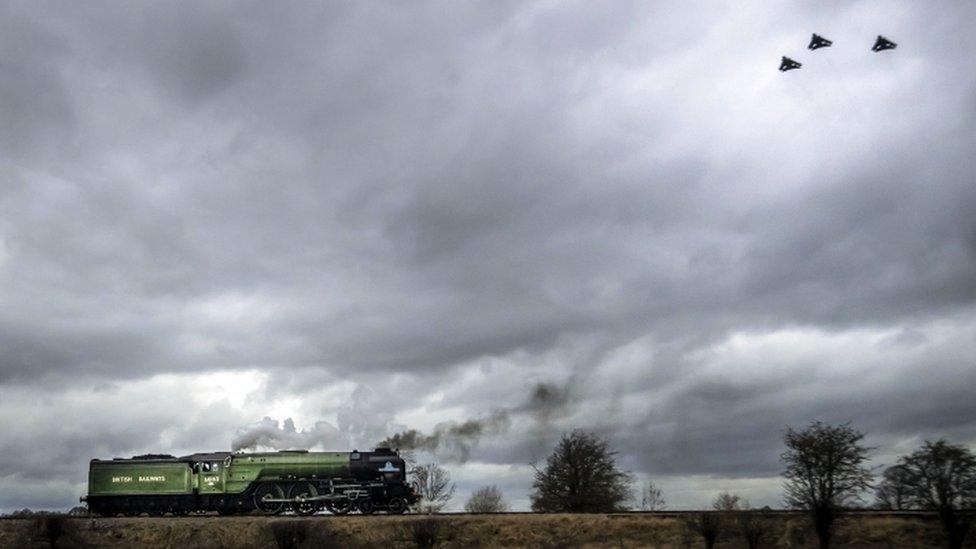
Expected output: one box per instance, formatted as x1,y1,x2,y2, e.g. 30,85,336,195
2,0,975,512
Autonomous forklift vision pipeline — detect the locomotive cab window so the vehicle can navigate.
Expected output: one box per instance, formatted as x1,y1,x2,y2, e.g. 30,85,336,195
350,452,361,460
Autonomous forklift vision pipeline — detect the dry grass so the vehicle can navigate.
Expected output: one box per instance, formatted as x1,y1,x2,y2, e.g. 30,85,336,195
0,512,968,548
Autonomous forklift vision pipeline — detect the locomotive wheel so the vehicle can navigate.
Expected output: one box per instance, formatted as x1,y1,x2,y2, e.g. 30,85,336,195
328,499,353,515
289,482,320,516
358,498,374,515
387,497,407,514
253,483,286,515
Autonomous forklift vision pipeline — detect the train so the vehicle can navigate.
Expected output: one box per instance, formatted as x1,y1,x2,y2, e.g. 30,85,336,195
81,448,420,516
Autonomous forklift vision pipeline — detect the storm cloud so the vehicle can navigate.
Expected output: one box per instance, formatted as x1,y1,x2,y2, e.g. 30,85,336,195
1,0,975,511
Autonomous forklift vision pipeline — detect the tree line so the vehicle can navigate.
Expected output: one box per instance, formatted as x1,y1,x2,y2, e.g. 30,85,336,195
408,422,975,549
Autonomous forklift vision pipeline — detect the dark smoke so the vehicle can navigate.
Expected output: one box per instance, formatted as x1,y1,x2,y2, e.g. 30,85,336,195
517,382,573,460
378,381,573,462
520,382,570,414
379,411,510,462
231,382,571,460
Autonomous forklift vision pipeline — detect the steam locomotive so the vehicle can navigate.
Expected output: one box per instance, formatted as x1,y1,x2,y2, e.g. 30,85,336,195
82,448,419,516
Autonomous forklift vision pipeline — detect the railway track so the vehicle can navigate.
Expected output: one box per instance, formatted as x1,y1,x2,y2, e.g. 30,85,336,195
3,509,971,520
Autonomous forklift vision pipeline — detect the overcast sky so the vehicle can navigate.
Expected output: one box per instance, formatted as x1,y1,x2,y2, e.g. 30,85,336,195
2,0,975,512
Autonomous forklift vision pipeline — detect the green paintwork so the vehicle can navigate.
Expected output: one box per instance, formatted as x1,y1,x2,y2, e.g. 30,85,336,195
88,460,192,496
224,452,350,494
197,458,227,495
87,451,353,497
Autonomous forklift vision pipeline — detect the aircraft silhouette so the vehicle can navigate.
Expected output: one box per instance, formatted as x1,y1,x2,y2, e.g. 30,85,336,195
808,34,832,50
872,35,897,52
779,56,802,72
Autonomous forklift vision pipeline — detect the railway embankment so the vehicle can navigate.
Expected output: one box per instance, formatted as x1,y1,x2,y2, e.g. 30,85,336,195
0,511,969,548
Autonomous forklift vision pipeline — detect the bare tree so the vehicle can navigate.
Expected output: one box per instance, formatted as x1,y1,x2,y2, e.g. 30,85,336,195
400,449,418,471
683,513,722,549
640,481,666,511
412,462,456,514
738,510,770,549
884,440,976,549
67,506,90,517
530,430,633,512
781,421,874,549
464,485,507,513
712,491,746,511
33,515,67,549
874,464,914,510
712,495,767,549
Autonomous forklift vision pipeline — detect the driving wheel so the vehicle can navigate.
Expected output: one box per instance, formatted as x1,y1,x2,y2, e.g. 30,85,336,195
253,483,286,515
289,482,320,516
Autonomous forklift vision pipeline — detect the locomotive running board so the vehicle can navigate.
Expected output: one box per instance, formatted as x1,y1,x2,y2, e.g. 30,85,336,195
262,494,354,504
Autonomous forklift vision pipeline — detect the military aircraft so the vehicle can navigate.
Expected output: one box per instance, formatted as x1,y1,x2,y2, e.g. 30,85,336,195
779,56,802,72
808,34,832,50
872,35,897,52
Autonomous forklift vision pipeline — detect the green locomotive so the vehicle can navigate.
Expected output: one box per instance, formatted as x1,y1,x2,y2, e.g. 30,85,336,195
82,448,419,516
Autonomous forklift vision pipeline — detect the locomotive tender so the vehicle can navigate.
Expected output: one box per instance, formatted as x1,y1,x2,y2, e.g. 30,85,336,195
82,448,419,516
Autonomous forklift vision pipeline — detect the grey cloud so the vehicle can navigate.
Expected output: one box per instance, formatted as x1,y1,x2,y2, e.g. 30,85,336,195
0,7,75,163
2,0,976,512
136,9,245,103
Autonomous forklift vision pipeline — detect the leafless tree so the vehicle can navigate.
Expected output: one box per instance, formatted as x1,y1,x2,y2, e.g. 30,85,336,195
874,464,914,510
399,449,418,471
464,485,507,513
640,481,666,511
67,506,90,517
737,510,770,549
530,430,633,512
683,512,722,549
412,462,456,514
884,440,976,549
32,515,67,549
712,491,746,511
781,421,874,549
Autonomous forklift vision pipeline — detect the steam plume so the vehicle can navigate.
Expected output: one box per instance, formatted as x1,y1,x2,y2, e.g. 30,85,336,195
232,417,341,451
232,381,571,461
378,382,570,461
379,411,510,462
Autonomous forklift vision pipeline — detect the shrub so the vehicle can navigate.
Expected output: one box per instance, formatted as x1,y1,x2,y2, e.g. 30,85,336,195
33,515,67,549
738,511,770,549
407,517,443,548
464,485,507,513
683,512,722,549
269,520,308,549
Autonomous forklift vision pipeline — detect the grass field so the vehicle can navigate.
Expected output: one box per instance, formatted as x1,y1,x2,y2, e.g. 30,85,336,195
1,511,970,548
